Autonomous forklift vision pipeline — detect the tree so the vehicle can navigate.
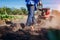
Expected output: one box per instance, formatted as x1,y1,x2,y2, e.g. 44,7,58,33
12,8,23,15
20,7,28,15
0,7,28,15
0,7,12,15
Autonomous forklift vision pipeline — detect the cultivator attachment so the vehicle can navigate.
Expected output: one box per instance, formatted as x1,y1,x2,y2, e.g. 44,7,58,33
37,0,50,20
35,0,52,27
37,8,50,20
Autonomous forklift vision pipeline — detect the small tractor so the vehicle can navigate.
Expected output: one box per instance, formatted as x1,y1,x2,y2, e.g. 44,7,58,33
37,0,50,20
36,0,52,24
37,8,50,19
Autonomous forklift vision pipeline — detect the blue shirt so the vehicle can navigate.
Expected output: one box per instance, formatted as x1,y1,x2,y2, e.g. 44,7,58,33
25,0,34,5
33,0,39,4
25,0,39,4
25,0,39,10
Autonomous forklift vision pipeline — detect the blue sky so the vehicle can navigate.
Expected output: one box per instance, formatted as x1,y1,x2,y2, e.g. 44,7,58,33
0,0,60,10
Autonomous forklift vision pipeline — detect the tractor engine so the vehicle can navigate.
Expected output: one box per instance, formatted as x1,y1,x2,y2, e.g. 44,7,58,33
37,0,50,19
41,8,50,19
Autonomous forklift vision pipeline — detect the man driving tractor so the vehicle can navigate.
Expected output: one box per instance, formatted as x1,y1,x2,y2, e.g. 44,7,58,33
25,0,50,26
25,0,40,26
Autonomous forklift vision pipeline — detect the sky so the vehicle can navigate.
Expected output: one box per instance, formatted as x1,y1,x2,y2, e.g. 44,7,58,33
0,0,60,10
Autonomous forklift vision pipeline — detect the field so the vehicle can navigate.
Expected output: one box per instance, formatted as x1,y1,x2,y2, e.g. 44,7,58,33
0,12,60,40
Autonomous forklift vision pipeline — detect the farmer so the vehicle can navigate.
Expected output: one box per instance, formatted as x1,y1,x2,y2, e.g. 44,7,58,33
25,0,39,26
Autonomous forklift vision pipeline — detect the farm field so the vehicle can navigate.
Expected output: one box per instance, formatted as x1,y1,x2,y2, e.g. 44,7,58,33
0,12,60,40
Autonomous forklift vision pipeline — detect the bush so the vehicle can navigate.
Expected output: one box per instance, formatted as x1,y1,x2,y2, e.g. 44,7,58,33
0,14,15,20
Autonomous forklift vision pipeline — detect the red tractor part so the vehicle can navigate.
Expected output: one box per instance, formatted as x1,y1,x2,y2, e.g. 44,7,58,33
41,8,50,19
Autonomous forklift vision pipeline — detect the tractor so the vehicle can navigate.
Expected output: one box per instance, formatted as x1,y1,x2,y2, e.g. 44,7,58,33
37,0,50,20
38,8,50,19
36,0,51,24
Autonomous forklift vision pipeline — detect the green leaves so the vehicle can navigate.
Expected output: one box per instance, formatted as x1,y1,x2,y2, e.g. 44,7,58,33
0,14,15,20
20,7,28,15
0,7,28,20
0,7,28,15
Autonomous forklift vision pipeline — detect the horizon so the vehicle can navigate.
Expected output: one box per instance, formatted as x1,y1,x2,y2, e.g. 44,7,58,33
0,0,60,11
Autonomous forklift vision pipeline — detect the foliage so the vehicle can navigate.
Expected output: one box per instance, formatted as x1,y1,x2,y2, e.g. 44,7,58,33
20,7,28,15
0,14,15,20
0,7,28,15
0,7,28,20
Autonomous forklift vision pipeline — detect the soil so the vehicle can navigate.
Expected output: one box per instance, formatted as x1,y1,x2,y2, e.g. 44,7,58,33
0,13,60,40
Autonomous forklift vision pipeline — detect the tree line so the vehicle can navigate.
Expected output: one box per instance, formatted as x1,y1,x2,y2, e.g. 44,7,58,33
0,7,28,15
